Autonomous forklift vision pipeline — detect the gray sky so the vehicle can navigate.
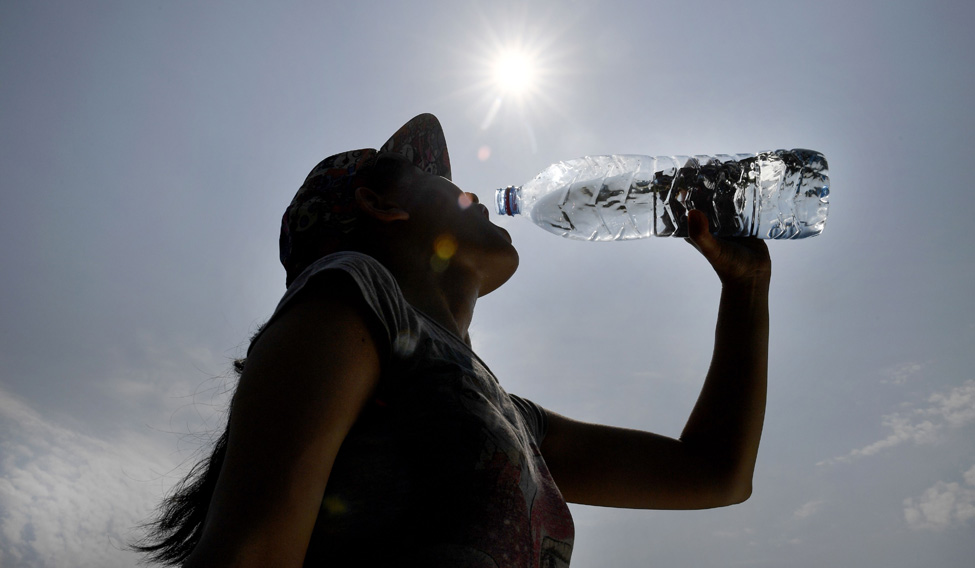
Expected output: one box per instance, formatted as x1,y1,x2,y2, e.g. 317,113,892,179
1,1,973,566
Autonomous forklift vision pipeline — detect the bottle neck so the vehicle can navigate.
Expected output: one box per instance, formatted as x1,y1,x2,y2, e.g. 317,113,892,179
495,185,522,216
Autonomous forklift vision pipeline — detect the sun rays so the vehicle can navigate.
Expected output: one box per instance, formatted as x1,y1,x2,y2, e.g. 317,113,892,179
452,10,579,141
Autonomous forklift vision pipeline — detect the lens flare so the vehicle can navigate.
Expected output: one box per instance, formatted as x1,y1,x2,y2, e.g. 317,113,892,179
431,233,458,273
434,234,458,259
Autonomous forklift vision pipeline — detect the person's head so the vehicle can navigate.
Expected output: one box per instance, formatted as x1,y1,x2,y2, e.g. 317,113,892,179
280,113,451,285
279,114,517,293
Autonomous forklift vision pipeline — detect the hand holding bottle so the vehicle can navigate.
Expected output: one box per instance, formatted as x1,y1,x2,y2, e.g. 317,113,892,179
685,209,771,288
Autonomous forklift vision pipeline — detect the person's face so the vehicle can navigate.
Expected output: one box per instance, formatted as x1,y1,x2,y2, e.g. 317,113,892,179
388,162,519,295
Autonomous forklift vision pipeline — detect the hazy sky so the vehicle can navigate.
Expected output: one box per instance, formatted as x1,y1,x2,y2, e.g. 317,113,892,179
1,1,973,566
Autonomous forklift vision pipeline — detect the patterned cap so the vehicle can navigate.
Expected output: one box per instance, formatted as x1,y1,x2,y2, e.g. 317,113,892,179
279,113,451,278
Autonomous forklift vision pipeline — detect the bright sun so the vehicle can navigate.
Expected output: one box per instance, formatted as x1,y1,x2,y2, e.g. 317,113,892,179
473,32,562,133
492,49,537,96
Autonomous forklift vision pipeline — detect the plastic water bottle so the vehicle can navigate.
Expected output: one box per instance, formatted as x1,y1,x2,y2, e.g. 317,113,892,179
495,149,829,241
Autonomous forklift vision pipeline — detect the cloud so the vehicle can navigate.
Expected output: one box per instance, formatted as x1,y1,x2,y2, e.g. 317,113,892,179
818,380,975,466
0,388,180,568
926,380,975,427
711,527,756,540
880,361,924,385
792,500,824,519
98,329,237,433
903,465,975,531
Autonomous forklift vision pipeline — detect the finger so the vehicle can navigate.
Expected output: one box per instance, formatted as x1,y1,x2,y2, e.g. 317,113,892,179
687,210,720,260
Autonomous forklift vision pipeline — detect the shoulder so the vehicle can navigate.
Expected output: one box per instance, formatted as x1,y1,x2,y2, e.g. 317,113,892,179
283,252,402,314
245,265,390,384
251,252,414,359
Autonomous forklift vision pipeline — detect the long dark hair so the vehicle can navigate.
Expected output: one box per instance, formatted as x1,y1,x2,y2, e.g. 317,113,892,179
130,357,245,565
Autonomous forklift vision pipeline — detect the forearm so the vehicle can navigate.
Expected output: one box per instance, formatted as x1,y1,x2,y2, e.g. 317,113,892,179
679,276,770,501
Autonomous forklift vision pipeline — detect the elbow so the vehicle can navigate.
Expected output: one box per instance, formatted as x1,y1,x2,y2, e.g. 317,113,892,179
709,450,757,507
699,462,754,508
724,480,752,506
679,440,759,508
711,472,754,507
694,480,751,509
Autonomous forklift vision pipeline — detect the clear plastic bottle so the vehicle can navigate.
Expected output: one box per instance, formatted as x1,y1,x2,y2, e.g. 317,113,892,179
495,149,829,241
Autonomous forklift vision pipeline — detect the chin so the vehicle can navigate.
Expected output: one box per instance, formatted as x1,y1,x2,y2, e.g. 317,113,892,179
479,245,519,297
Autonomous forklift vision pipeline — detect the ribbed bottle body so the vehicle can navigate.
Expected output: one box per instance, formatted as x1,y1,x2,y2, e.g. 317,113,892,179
496,150,828,241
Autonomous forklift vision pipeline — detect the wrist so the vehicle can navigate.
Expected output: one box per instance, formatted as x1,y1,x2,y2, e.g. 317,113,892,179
721,275,771,300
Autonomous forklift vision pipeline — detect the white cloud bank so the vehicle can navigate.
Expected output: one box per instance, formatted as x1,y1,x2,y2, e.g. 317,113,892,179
903,465,975,531
818,379,975,466
0,389,178,568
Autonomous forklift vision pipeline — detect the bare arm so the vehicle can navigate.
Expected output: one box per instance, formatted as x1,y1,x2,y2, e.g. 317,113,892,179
182,275,383,568
541,210,770,509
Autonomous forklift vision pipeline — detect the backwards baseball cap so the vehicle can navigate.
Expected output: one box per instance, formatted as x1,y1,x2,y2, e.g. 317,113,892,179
279,113,451,283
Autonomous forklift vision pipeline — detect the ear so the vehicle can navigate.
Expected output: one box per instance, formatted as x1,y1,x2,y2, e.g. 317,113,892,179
354,186,410,223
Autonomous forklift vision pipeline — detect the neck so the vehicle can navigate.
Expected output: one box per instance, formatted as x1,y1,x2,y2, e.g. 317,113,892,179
404,274,479,345
377,251,482,345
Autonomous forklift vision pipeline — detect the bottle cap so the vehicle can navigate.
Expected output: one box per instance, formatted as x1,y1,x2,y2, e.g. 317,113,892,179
496,185,520,216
